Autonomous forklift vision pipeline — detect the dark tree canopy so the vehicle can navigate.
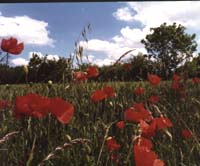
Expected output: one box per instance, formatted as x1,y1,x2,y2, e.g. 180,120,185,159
141,22,197,78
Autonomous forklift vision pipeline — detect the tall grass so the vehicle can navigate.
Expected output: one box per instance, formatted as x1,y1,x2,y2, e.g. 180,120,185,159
0,81,199,165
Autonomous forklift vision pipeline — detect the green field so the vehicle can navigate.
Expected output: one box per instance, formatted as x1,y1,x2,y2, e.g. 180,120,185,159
0,81,200,166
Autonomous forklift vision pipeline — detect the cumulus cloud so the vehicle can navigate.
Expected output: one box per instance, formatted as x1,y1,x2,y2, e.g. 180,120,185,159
127,1,200,30
0,15,54,46
11,57,29,66
80,39,136,62
93,58,115,67
113,7,134,22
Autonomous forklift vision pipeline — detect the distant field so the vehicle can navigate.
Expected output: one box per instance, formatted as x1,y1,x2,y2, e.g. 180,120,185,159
0,81,200,166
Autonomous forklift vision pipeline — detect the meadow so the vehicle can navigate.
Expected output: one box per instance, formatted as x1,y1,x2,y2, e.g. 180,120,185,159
0,78,200,166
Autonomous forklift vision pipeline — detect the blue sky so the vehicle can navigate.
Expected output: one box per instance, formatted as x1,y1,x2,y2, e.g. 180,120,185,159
0,2,200,66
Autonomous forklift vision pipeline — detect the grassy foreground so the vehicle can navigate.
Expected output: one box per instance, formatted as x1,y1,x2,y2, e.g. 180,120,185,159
0,81,200,166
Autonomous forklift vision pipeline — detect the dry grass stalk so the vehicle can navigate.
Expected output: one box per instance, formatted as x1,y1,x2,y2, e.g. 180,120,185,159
0,131,19,145
38,138,90,166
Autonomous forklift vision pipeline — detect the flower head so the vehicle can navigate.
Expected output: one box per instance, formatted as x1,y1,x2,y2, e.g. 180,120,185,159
148,95,160,104
116,121,125,129
1,37,24,55
73,71,87,82
13,93,50,119
181,129,193,139
103,86,116,97
134,87,145,95
91,89,107,102
86,66,99,78
106,137,120,152
49,98,74,124
148,74,161,86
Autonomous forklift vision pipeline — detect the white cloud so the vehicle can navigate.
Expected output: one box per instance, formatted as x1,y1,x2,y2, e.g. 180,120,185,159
28,51,43,59
93,58,115,67
80,39,140,62
126,1,200,30
11,57,29,66
0,15,54,46
46,54,60,61
113,7,134,22
82,54,95,63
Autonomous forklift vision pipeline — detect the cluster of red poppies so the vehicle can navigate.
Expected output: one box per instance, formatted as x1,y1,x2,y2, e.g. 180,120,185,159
91,73,196,165
13,93,74,124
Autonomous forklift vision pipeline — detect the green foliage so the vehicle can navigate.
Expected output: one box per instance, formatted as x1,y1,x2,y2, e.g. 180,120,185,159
141,23,197,79
0,64,26,84
28,53,72,83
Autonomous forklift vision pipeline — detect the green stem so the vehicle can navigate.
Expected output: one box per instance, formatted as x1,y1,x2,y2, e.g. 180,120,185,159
96,121,116,166
6,52,9,66
125,135,140,165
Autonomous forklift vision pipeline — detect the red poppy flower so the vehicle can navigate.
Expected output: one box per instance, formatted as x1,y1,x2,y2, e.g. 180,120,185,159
13,93,50,119
181,129,193,139
123,63,132,70
106,137,120,152
134,137,153,150
103,86,116,97
91,89,107,102
133,103,152,121
148,95,160,104
73,71,87,82
133,103,146,112
133,87,145,95
0,100,11,109
173,74,181,82
125,106,152,123
1,37,24,55
193,77,200,84
116,121,125,129
152,117,173,130
148,74,161,86
86,66,99,78
140,120,156,138
49,97,74,124
134,145,158,166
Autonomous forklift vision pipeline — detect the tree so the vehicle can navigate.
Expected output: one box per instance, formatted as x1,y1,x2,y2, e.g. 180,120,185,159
28,53,72,83
141,23,197,79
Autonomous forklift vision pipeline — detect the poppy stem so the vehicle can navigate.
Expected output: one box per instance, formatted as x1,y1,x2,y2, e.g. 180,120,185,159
0,55,6,62
96,121,116,166
125,135,140,165
6,52,9,66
